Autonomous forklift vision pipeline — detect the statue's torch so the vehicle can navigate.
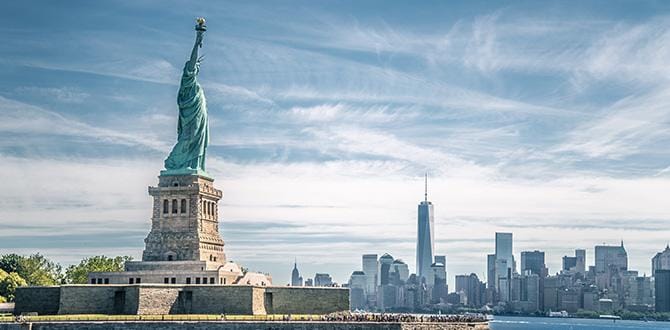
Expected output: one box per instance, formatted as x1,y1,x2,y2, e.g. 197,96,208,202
195,17,207,32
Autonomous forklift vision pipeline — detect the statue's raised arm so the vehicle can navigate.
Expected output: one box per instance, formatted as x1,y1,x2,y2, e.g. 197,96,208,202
187,18,206,72
162,18,210,177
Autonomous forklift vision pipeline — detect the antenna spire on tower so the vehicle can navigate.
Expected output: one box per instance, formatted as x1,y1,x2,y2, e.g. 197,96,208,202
424,172,428,202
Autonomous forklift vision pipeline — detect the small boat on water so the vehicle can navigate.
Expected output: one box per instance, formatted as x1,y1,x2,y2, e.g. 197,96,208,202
548,311,569,317
599,314,621,320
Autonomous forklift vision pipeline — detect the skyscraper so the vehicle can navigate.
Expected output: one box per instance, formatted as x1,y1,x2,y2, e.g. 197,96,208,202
348,271,367,310
455,275,469,294
377,253,396,311
595,242,628,273
431,262,447,303
456,274,485,307
416,173,435,282
487,254,496,290
561,249,586,274
378,253,394,285
314,273,333,287
594,242,628,290
562,256,577,272
291,260,303,286
575,249,586,274
362,254,378,296
495,232,514,302
655,269,670,312
520,251,545,276
495,233,514,270
391,259,410,283
652,245,670,275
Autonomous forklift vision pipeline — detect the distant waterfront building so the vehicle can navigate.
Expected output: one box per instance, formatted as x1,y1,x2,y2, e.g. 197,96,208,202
623,273,653,307
291,260,303,286
520,250,546,277
519,250,545,310
511,272,540,313
430,262,447,303
495,233,514,271
348,271,367,310
495,232,514,302
652,245,670,275
434,255,446,284
391,259,410,283
455,273,485,307
314,273,333,287
376,254,397,310
559,285,581,313
595,242,628,290
378,253,394,285
362,254,378,297
575,249,586,274
595,242,628,273
562,249,586,275
455,275,469,294
416,173,435,282
562,256,577,272
304,278,313,286
542,276,560,311
486,254,496,291
655,269,670,312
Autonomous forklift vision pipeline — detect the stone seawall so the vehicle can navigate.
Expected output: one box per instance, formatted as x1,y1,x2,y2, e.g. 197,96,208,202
13,287,60,316
0,321,488,330
266,287,349,314
15,285,347,316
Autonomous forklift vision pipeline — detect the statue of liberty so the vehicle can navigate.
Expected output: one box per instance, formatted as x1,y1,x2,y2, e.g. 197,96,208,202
163,18,210,177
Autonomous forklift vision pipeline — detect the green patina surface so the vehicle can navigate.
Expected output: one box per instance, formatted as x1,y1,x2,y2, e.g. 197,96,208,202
163,22,209,177
160,168,212,180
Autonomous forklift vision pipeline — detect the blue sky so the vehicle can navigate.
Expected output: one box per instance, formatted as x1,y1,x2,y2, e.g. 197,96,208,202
1,0,670,288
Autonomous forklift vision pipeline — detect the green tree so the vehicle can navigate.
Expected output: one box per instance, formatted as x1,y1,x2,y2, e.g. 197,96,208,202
0,254,22,273
0,269,27,301
0,253,63,286
65,256,132,284
18,254,63,286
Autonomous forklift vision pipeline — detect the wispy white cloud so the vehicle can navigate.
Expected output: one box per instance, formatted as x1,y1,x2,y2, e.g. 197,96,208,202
555,87,670,158
276,82,578,117
0,96,169,152
23,58,181,85
287,103,416,123
206,82,275,105
580,17,670,84
14,86,90,103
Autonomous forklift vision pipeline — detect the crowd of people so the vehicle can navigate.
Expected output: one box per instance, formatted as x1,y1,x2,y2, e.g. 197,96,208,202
12,312,488,324
300,312,487,323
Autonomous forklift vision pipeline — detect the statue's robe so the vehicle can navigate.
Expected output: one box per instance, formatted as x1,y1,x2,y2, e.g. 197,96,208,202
164,61,209,172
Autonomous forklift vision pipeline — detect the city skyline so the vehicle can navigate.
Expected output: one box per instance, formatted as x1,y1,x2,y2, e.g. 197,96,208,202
2,0,670,289
345,230,668,313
